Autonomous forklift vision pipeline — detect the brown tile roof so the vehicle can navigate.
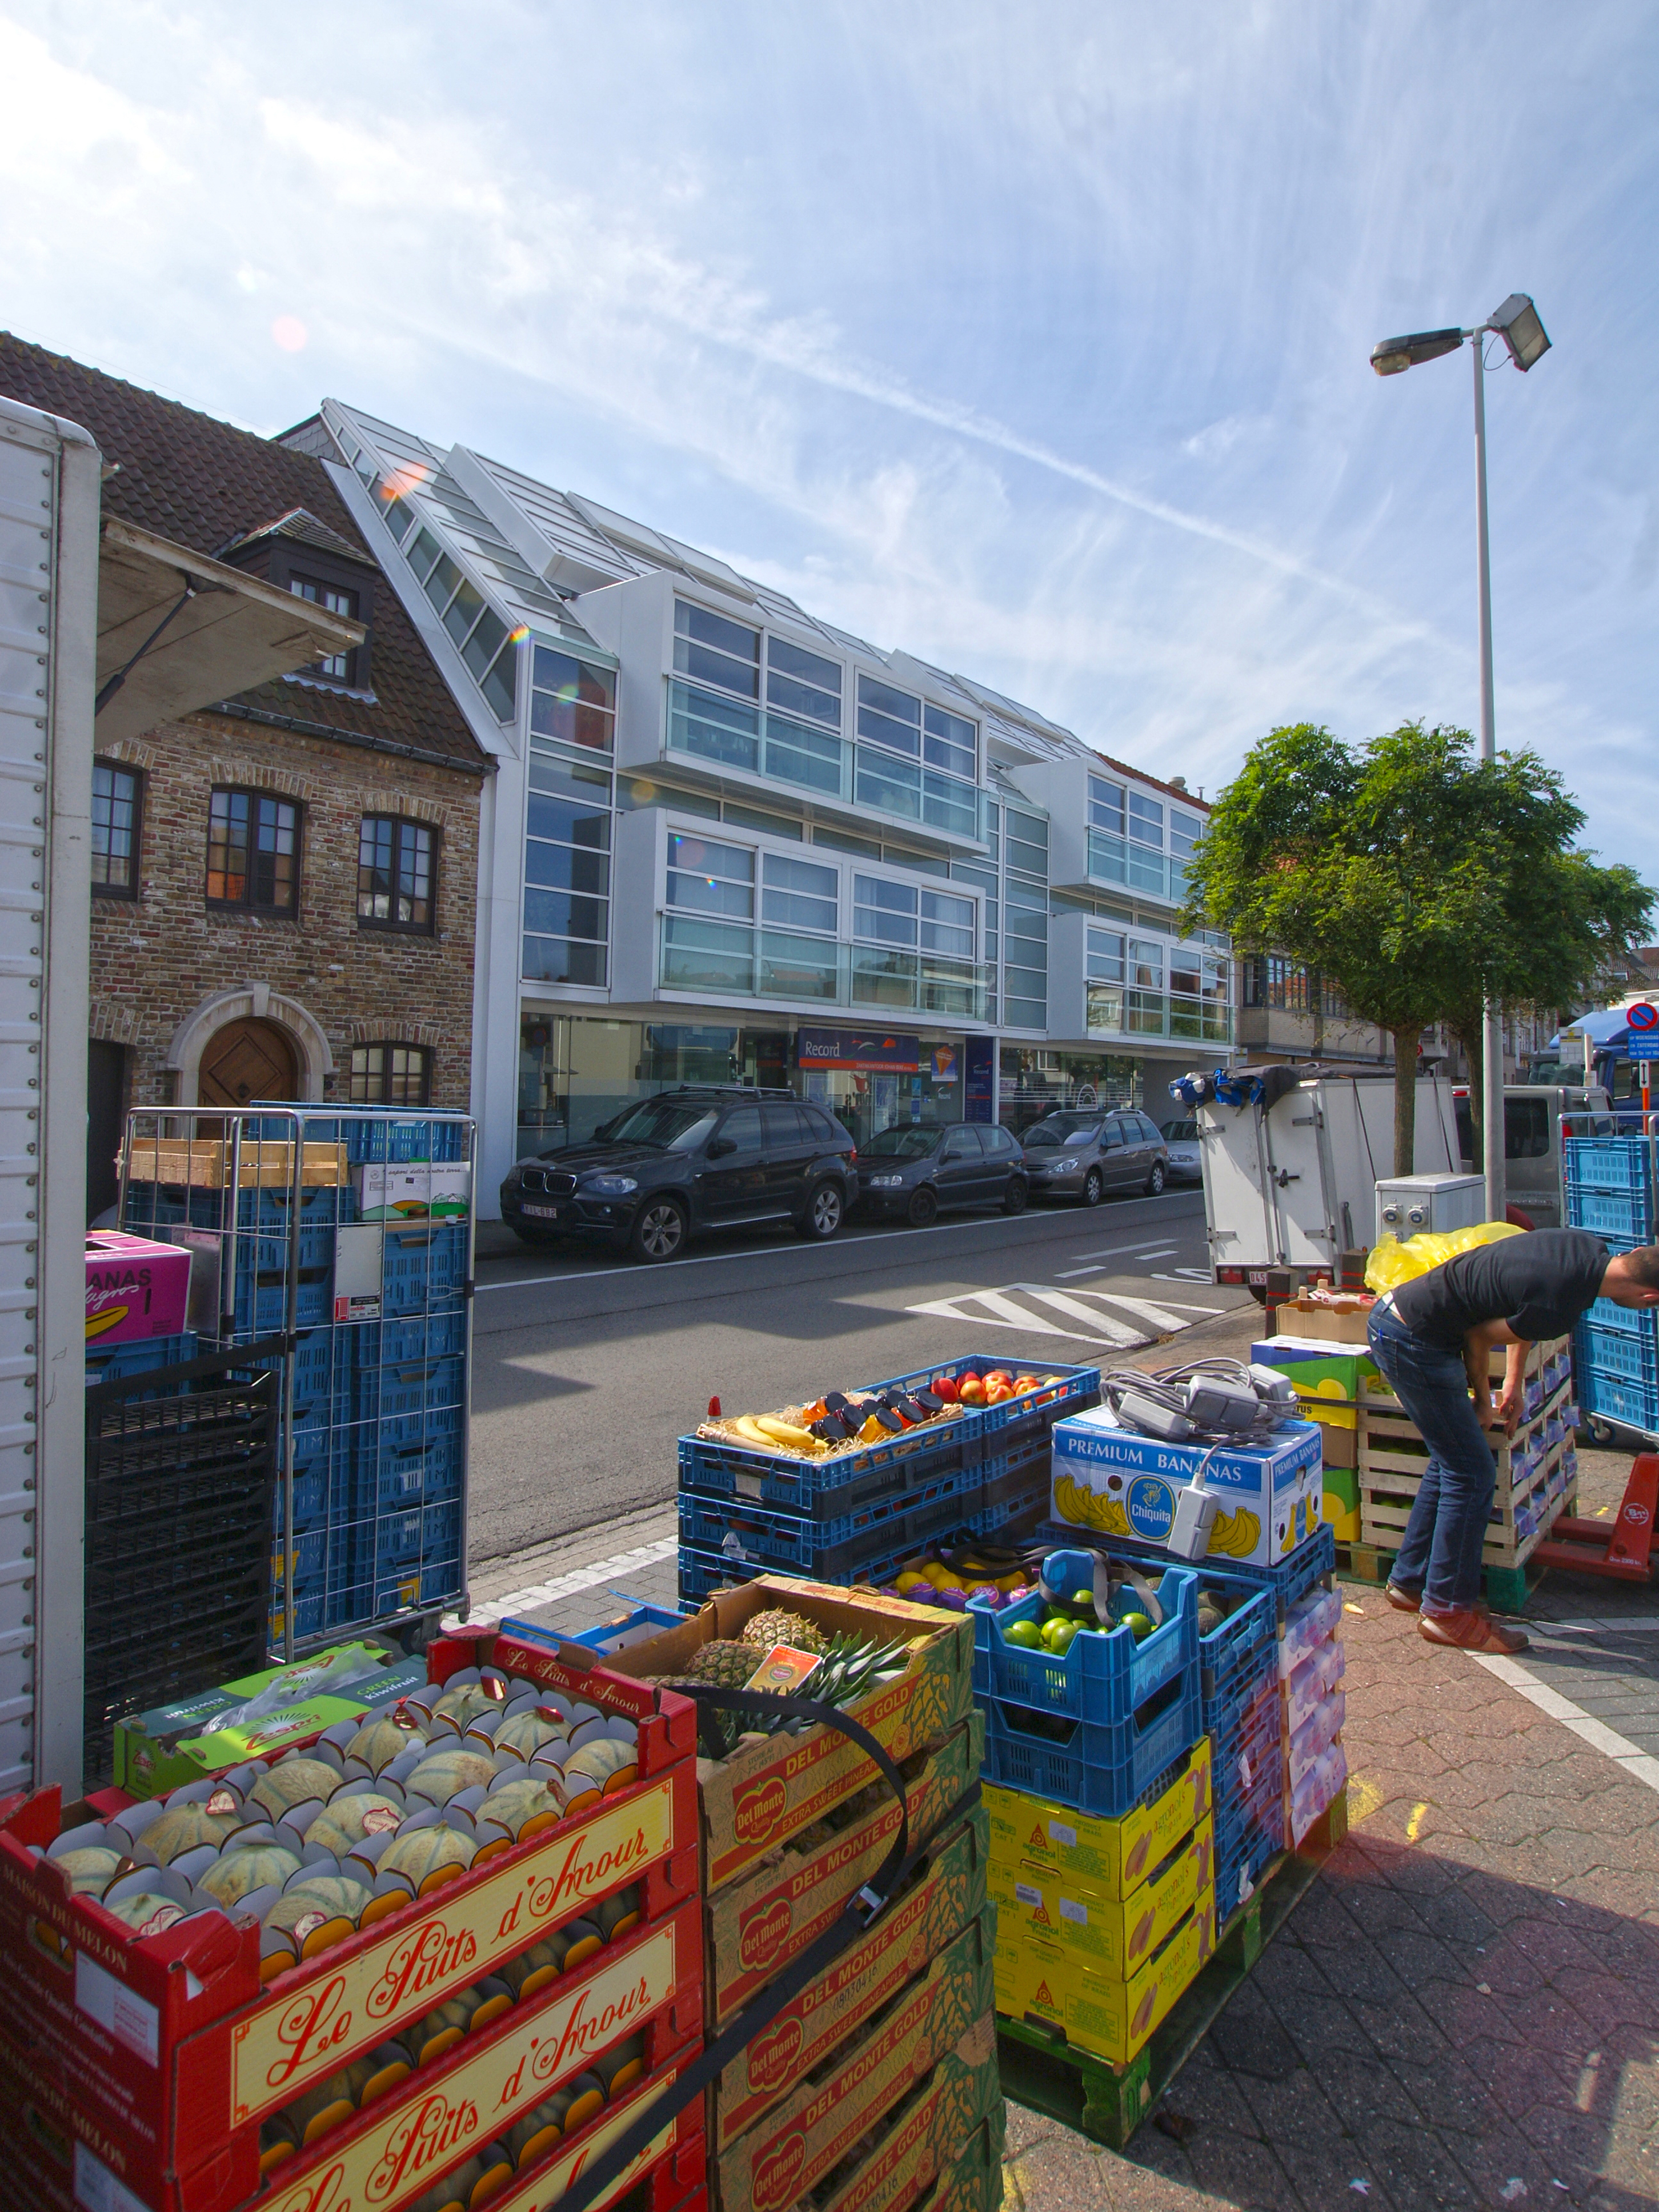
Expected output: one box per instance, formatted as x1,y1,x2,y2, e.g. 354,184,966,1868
0,334,488,775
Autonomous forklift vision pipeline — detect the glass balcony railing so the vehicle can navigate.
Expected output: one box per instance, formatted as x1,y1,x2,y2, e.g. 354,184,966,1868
666,679,989,841
1086,828,1188,907
658,912,991,1020
1086,983,1232,1045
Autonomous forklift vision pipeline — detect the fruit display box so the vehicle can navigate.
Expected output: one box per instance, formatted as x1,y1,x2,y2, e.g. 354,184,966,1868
678,1357,1099,1519
715,1913,996,2212
988,1814,1212,1978
796,2014,1002,2212
1049,1410,1324,1568
980,1664,1202,1821
596,1575,975,1896
994,1890,1215,2067
710,1807,987,2150
912,2106,1007,2212
984,1737,1212,1902
0,1634,699,2211
706,1718,984,2027
1037,1518,1337,1636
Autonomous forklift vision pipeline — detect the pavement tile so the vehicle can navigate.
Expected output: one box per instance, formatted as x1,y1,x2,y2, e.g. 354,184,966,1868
1231,2063,1348,2150
1277,2138,1405,2211
1514,2094,1619,2175
1273,1987,1379,2063
1178,2128,1299,2210
1436,2116,1578,2209
1384,2052,1509,2136
1345,2114,1481,2208
1550,1965,1659,2035
1309,2045,1423,2131
1004,2130,1124,2210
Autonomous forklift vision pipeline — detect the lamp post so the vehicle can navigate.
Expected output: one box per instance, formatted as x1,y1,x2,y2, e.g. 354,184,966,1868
1370,294,1551,1225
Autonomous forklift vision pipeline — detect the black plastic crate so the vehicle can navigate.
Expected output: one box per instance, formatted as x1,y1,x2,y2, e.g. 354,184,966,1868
83,1345,278,1786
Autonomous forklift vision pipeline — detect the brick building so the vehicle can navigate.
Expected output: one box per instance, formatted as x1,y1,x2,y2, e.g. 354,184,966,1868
0,338,491,1213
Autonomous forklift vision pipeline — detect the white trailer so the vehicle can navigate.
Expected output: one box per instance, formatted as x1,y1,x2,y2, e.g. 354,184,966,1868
1192,1068,1461,1292
0,396,99,1797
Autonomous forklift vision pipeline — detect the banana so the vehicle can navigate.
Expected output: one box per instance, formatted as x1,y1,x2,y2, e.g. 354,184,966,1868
754,1416,820,1451
734,1416,776,1447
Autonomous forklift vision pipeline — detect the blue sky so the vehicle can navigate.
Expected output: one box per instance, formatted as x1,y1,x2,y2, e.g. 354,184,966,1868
2,1,1654,888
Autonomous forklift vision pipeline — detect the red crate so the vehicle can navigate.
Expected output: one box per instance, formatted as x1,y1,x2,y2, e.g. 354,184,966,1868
0,1645,697,2210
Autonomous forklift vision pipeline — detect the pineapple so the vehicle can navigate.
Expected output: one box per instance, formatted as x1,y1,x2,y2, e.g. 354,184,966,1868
741,1609,827,1654
687,1639,769,1686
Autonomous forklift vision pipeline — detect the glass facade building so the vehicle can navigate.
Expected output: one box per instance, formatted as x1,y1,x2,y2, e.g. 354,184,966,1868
295,399,1233,1209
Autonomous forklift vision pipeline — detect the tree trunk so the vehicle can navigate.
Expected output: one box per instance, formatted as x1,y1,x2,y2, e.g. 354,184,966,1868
1392,1027,1418,1177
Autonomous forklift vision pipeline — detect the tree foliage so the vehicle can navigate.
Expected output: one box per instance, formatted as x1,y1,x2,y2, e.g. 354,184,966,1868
1181,721,1654,1174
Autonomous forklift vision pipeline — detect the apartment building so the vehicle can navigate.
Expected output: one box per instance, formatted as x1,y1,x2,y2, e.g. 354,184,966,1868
280,401,1235,1212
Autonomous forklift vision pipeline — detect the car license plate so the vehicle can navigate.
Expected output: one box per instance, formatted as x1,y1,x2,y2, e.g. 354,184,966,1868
522,1203,562,1220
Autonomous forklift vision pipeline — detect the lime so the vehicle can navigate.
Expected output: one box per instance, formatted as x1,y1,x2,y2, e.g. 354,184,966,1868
1120,1612,1154,1641
1003,1620,1043,1650
1040,1617,1079,1656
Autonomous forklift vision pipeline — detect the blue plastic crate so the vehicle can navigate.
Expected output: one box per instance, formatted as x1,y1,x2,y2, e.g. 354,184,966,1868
369,1353,466,1421
677,1534,917,1608
373,1509,425,1572
547,1605,687,1654
980,1670,1203,1818
375,1398,466,1456
1575,1316,1659,1389
85,1332,198,1389
678,1471,981,1582
422,1500,462,1562
1581,1293,1656,1339
968,1547,1199,1725
967,1480,1049,1540
1207,1647,1281,1776
676,1357,1098,1520
1187,1565,1277,1726
294,1112,468,1163
1036,1517,1335,1629
374,1430,463,1512
1565,1184,1654,1241
419,1554,464,1605
370,1309,470,1365
235,1267,332,1333
1577,1364,1659,1437
1564,1136,1657,1197
1215,1752,1286,1918
379,1225,469,1316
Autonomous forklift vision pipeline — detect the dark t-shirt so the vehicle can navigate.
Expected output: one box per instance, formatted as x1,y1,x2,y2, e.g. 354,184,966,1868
1392,1228,1610,1350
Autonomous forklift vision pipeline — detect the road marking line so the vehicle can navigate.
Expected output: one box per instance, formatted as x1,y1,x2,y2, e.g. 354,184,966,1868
1053,1264,1109,1279
1469,1652,1659,1795
1155,1268,1221,1284
448,1535,679,1630
474,1205,1197,1295
1017,1286,1153,1343
907,1287,1095,1341
1540,1617,1659,1636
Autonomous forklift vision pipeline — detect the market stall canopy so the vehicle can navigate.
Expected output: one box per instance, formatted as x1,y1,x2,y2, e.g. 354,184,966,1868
93,516,365,746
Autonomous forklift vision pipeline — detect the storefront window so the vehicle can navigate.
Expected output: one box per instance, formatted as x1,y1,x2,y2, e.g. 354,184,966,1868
518,1017,815,1155
796,1032,969,1153
999,1047,1142,1134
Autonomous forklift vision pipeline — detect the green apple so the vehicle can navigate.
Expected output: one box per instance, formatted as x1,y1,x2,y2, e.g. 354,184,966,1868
1003,1619,1043,1650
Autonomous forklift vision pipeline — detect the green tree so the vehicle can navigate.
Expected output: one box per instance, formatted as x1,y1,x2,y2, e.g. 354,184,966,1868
1180,721,1653,1175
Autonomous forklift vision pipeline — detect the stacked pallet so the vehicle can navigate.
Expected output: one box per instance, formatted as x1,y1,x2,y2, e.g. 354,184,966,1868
121,1110,474,1645
0,1630,707,2212
598,1574,1003,2212
676,1359,1097,1604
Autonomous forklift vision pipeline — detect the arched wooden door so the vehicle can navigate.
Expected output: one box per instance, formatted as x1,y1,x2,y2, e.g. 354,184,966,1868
198,1017,300,1107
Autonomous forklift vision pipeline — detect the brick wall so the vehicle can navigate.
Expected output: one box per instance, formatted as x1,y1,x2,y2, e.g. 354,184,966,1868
92,709,483,1111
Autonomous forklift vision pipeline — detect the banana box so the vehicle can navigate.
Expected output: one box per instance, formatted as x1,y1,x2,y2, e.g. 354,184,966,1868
989,1816,1211,1976
1049,1406,1323,1568
985,1737,1210,1899
995,1888,1215,2064
1321,1463,1360,1540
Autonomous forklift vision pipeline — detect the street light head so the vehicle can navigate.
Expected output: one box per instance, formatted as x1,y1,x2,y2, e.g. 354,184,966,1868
1488,293,1550,371
1369,327,1465,376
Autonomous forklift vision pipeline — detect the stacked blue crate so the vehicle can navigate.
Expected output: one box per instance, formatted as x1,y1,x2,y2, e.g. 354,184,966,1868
1565,1133,1659,1436
125,1106,472,1646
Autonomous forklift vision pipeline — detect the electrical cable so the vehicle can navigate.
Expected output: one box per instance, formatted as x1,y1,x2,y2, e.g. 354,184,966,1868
1097,1355,1298,1445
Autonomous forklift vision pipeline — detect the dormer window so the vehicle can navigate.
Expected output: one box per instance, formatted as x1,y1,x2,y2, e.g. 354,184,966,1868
290,574,359,682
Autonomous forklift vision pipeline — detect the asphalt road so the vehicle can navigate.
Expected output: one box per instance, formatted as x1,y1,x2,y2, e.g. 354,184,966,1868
466,1184,1248,1568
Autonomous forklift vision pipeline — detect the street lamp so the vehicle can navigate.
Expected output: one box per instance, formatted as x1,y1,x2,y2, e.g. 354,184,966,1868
1369,293,1552,1225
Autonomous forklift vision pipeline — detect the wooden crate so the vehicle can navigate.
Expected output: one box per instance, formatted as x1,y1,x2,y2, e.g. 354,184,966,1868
1360,1334,1570,1408
120,1138,351,1188
1357,1380,1571,1493
1359,1448,1566,1569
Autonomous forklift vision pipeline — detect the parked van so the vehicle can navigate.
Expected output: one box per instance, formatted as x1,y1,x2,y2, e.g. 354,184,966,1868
1453,1084,1613,1229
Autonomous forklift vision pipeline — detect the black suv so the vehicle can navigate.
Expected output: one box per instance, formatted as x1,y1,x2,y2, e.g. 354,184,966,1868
500,1088,859,1263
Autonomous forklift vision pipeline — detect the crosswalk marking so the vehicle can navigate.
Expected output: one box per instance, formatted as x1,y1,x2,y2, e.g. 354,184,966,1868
905,1279,1233,1348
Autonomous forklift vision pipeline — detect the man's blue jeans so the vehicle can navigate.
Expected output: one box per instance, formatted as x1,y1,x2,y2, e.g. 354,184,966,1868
1367,1299,1496,1613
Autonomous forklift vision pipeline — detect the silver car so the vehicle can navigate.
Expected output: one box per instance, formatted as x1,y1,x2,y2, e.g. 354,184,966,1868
1021,1108,1169,1204
1159,1116,1204,1184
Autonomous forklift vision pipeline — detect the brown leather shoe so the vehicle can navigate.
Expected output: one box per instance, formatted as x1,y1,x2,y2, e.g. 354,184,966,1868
1384,1581,1421,1612
1418,1609,1529,1655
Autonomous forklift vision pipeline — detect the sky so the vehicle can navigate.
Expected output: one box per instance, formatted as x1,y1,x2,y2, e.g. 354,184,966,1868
2,1,1654,887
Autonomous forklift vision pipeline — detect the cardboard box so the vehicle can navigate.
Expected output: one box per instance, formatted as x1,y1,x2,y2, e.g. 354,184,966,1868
911,2110,1007,2212
1272,1298,1372,1344
85,1231,191,1348
988,1817,1211,1977
803,2015,1002,2212
354,1160,472,1221
712,1811,988,2150
993,1888,1215,2064
1050,1409,1324,1568
1321,1463,1360,1540
600,1576,975,1895
984,1737,1211,1900
119,1138,351,1188
113,1645,423,1797
716,1913,996,2212
707,1718,984,2028
1252,1337,1379,1399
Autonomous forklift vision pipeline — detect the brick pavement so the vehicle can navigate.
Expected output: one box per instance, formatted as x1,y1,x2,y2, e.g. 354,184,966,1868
1001,1585,1659,2211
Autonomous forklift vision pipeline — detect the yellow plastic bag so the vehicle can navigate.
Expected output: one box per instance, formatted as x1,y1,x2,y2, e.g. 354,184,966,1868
1365,1220,1524,1293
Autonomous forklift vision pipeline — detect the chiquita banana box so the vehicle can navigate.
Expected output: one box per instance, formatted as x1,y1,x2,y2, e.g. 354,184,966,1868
1049,1406,1323,1567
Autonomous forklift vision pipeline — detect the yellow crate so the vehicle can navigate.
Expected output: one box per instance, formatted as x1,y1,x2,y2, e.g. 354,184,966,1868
994,1886,1215,2065
121,1137,351,1188
989,1816,1211,1977
984,1737,1211,1901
